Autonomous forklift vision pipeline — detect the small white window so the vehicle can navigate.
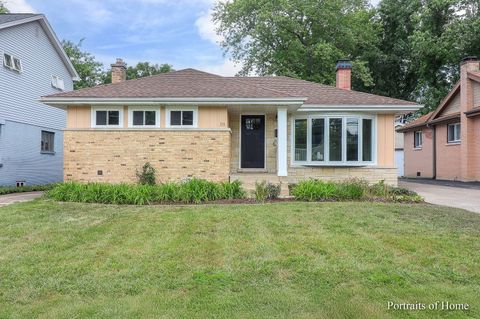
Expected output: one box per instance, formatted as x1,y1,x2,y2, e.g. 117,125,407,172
91,108,124,128
447,123,461,143
3,53,22,72
128,107,160,127
414,131,423,148
51,75,65,90
41,131,55,153
166,107,198,128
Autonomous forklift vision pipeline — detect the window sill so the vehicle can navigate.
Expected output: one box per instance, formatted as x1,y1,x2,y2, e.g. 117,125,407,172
446,142,460,145
41,151,55,155
291,162,376,167
413,147,422,151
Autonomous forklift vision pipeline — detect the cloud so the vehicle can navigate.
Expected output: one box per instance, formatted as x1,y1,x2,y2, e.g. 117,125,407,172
4,0,35,12
195,8,222,44
198,58,242,76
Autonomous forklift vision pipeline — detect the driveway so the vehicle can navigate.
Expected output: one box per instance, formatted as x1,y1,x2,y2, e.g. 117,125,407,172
399,179,480,213
0,192,44,206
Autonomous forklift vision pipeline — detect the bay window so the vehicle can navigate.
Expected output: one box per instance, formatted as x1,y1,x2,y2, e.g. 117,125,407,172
292,115,375,165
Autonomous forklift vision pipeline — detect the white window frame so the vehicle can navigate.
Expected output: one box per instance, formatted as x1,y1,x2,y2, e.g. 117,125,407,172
3,53,22,72
291,113,377,166
91,107,124,128
414,130,423,149
51,75,65,90
165,106,198,128
128,106,161,128
447,123,461,144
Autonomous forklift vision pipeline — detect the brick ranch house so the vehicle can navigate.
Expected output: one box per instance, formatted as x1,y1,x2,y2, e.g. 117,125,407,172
398,57,480,182
41,59,420,192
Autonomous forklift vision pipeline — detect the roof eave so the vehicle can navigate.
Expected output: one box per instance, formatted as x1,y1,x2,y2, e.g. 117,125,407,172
298,104,422,112
39,96,308,109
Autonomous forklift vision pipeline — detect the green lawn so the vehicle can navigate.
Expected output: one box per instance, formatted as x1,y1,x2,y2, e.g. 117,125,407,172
0,200,479,318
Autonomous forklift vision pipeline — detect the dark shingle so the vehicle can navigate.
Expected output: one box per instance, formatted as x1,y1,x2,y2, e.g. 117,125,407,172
0,14,39,25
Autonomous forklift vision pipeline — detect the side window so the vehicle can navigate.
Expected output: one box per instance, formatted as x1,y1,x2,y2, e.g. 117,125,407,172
51,75,65,90
414,131,423,148
41,131,55,153
3,53,22,72
167,108,197,128
93,109,123,127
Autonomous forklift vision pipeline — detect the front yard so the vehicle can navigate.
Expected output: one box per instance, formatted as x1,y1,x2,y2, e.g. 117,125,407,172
0,200,478,318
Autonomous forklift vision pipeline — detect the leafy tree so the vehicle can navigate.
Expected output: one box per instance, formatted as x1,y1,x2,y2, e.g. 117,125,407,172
212,0,379,88
103,62,173,84
62,39,104,89
0,1,9,13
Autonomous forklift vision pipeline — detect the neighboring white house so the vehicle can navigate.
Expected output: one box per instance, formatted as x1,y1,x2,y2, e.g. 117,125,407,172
0,14,78,186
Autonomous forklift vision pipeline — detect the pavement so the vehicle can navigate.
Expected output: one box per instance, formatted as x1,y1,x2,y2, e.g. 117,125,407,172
399,179,480,213
0,191,44,207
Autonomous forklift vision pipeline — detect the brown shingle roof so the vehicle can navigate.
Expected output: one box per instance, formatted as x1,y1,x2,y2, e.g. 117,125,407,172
44,68,418,106
397,112,433,132
231,76,418,105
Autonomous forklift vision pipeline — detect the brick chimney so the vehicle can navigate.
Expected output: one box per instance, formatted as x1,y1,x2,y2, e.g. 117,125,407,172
336,59,352,90
111,58,126,84
459,56,479,181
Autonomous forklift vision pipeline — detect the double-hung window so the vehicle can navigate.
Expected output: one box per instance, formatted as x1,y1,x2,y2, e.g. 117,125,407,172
128,107,160,127
3,53,22,72
414,131,423,148
41,131,55,153
92,108,123,128
166,107,198,128
447,123,461,143
293,115,375,165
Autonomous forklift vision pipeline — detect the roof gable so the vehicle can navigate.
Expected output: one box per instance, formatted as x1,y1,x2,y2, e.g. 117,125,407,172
429,82,460,121
0,14,79,79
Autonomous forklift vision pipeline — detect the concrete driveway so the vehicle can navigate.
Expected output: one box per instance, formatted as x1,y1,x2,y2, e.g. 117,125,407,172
0,191,44,207
399,179,480,213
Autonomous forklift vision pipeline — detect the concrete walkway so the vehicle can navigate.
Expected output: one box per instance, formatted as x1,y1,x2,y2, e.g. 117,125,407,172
0,191,44,207
399,180,480,213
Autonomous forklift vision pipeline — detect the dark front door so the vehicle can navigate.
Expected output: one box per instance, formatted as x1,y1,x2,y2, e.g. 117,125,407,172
241,115,265,168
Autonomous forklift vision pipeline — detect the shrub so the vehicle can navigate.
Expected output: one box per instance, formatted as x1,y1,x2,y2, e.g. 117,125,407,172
254,181,281,201
47,179,245,205
136,162,156,185
0,184,55,195
291,179,422,203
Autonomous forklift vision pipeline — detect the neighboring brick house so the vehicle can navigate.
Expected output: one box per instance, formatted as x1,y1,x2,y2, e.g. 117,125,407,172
41,59,420,192
398,57,480,182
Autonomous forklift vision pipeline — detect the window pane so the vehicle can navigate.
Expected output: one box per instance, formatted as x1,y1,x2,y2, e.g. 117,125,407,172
311,118,325,161
171,111,181,125
329,118,343,161
363,119,373,161
455,124,461,141
4,54,12,67
182,111,193,125
13,58,21,71
108,111,119,125
41,131,54,152
447,125,454,142
347,118,358,161
145,111,156,125
96,111,107,125
294,119,307,161
133,111,144,126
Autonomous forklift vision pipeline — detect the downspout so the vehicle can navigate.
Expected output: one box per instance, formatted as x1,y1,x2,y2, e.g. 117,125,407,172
432,124,437,180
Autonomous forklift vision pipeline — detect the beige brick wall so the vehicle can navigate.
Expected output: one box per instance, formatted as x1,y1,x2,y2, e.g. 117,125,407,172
64,130,231,183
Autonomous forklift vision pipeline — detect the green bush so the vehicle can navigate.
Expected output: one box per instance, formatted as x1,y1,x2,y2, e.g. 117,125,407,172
0,184,55,195
291,179,422,203
46,179,245,205
136,162,156,185
253,181,281,201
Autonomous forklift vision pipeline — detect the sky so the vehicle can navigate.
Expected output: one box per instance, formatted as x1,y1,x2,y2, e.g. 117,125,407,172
4,0,380,76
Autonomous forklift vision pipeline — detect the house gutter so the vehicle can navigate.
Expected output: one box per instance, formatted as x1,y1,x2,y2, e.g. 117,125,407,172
39,97,307,108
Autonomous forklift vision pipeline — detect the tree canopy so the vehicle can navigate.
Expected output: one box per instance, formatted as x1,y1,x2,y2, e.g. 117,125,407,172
213,0,480,113
102,62,174,84
0,1,9,13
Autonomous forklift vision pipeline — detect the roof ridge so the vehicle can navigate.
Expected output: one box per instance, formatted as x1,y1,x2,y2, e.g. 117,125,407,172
225,76,300,98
